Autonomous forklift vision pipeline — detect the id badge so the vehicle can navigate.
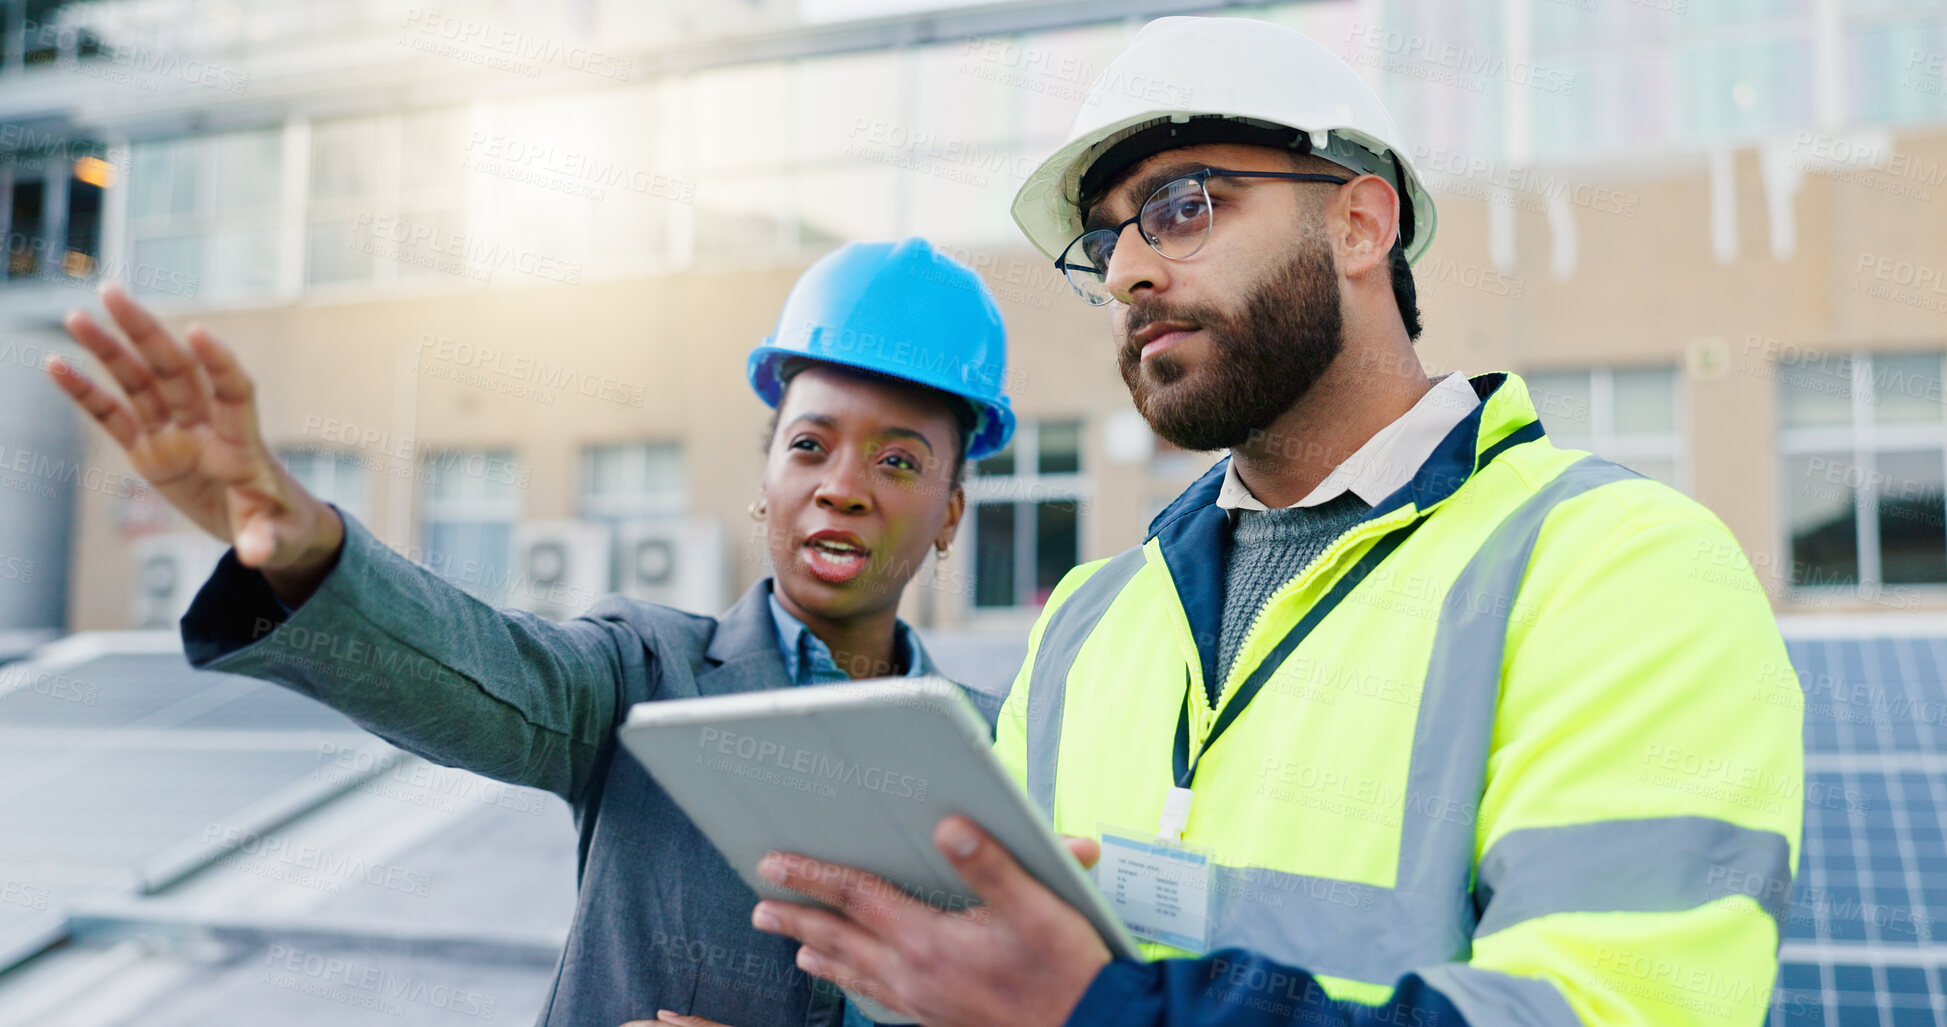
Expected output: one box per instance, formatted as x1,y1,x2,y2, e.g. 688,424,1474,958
1095,824,1212,954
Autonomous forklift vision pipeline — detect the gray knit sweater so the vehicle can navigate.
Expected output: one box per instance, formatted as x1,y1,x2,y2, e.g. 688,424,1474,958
1213,490,1374,698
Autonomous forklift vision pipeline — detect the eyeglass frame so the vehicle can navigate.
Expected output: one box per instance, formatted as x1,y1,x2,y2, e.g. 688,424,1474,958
1053,167,1353,305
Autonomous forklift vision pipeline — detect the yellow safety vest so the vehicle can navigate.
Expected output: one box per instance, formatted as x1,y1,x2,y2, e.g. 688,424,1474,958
996,372,1803,1026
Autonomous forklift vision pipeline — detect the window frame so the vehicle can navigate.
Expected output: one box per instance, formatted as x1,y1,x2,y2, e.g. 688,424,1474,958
1777,349,1947,598
1524,364,1691,493
966,419,1089,614
579,440,688,522
418,447,526,604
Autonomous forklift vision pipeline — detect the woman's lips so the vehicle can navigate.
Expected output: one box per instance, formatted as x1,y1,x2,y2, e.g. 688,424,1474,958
802,538,869,584
1140,328,1197,361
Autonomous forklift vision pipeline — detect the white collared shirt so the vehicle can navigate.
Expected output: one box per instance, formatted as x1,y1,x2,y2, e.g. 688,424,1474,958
1215,371,1482,512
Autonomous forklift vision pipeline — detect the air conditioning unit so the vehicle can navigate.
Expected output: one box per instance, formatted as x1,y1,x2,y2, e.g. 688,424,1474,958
129,532,227,629
615,517,725,616
509,521,613,620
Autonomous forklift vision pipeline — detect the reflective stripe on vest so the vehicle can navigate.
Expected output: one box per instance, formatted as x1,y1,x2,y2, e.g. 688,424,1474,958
1023,455,1790,988
1025,546,1146,817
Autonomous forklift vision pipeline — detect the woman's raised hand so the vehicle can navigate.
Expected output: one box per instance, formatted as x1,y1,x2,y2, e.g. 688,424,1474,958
48,283,344,603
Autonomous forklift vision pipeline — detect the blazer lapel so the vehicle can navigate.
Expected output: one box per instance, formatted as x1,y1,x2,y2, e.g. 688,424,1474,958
692,579,791,698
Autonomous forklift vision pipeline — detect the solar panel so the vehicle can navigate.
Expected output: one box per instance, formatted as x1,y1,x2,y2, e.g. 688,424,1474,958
7,627,1947,1024
1790,637,1947,755
1773,631,1947,1025
0,647,395,970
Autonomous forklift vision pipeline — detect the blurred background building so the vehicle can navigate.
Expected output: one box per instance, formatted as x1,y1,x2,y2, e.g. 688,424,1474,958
0,0,1944,1023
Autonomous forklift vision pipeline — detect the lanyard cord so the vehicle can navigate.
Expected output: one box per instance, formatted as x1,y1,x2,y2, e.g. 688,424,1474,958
1171,517,1429,792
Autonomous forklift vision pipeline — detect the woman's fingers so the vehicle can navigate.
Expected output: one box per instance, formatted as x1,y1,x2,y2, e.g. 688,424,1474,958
61,309,171,430
187,323,263,449
46,357,141,451
100,282,211,428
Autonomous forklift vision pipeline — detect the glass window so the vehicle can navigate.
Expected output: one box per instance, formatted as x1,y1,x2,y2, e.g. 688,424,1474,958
1523,0,1885,163
1848,16,1947,125
1612,368,1678,434
394,207,470,283
998,25,1126,146
421,448,524,604
1876,449,1947,585
129,138,200,221
129,236,202,293
1367,0,1507,160
1781,354,1858,427
1523,367,1685,489
306,215,374,286
125,129,283,300
1532,0,1676,49
400,109,467,194
906,162,1020,247
1035,499,1079,604
693,174,791,263
213,131,282,213
688,63,792,175
306,108,473,289
975,437,1015,477
1038,420,1082,475
1787,451,1861,587
974,503,1015,609
969,421,1087,609
1873,352,1946,424
912,41,1014,150
795,166,900,247
310,116,387,202
796,52,901,164
204,226,279,300
1676,36,1815,143
1780,350,1947,593
574,84,676,276
280,448,370,524
581,442,686,520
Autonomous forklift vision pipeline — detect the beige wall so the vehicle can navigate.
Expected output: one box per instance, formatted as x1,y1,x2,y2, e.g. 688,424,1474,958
69,128,1947,629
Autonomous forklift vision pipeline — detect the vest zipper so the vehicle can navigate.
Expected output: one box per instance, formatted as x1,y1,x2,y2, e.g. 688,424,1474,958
1191,505,1422,766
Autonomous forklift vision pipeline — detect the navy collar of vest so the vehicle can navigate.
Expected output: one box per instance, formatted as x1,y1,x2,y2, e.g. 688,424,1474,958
1138,372,1536,699
1144,371,1533,542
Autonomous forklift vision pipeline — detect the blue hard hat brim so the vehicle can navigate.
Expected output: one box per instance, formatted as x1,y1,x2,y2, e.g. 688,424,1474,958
748,346,1015,461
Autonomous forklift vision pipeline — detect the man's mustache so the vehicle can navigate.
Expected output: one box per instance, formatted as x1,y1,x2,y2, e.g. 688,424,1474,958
1120,302,1211,360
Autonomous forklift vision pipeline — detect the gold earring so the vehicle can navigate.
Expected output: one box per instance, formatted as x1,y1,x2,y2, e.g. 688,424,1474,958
935,541,951,560
748,499,767,521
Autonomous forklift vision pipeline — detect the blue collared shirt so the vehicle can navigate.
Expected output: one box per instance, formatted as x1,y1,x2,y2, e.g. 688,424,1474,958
768,587,933,685
768,583,929,1027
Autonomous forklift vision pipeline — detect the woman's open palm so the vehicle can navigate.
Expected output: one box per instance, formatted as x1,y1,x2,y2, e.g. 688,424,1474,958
47,283,340,582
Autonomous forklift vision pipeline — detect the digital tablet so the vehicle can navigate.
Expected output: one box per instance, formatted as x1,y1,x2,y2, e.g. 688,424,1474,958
617,676,1140,1024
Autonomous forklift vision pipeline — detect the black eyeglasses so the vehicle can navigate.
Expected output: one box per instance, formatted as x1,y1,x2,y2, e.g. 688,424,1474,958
1054,168,1350,305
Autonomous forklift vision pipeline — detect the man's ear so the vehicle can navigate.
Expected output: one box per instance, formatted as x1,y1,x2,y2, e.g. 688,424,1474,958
1333,174,1402,280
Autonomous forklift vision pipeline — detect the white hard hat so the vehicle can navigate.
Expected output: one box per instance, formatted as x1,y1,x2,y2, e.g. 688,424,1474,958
1010,16,1439,266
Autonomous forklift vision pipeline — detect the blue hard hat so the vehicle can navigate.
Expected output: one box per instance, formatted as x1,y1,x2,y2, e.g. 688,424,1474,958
748,238,1016,461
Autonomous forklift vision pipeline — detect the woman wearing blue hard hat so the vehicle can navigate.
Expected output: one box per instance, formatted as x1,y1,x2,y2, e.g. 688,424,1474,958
744,238,1013,682
49,238,1013,1027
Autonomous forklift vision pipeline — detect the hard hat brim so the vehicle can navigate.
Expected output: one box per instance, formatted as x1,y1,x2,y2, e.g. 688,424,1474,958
1010,111,1439,268
747,346,1016,462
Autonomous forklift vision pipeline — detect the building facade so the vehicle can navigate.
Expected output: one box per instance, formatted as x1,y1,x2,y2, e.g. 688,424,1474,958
0,0,1940,633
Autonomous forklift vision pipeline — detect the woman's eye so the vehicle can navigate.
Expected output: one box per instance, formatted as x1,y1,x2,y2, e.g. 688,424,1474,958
790,437,822,453
883,454,918,472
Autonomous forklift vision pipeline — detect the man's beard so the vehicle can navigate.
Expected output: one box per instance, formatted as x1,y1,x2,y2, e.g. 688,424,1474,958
1119,236,1344,453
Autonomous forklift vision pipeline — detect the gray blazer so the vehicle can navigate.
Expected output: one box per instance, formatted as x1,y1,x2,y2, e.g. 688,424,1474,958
182,510,998,1027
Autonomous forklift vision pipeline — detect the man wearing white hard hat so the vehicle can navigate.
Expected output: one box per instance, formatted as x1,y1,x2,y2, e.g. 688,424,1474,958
751,17,1800,1027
